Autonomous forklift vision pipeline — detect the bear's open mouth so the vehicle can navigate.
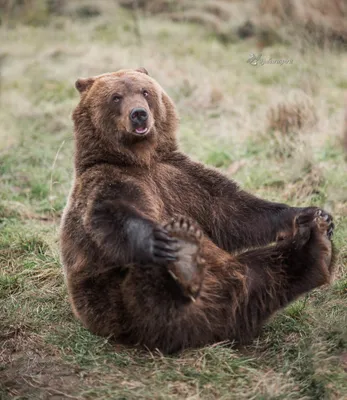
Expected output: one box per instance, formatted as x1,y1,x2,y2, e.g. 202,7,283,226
134,126,148,135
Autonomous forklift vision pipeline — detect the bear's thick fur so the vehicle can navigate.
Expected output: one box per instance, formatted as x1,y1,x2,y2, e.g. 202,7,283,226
60,68,335,353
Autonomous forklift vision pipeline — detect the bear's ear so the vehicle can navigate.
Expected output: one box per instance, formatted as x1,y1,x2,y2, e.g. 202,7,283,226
135,67,149,76
75,77,95,94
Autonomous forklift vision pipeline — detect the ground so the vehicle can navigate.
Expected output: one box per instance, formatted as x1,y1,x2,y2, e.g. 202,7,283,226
0,2,347,399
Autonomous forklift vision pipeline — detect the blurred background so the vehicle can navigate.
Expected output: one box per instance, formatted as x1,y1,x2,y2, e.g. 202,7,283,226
1,1,347,399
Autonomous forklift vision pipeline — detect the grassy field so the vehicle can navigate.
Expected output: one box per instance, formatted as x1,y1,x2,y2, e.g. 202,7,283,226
1,2,347,399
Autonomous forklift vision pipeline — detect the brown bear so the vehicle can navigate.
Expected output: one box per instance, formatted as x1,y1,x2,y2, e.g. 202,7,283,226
60,68,335,354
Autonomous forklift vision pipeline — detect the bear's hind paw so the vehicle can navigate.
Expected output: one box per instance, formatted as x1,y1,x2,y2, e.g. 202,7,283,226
164,217,205,301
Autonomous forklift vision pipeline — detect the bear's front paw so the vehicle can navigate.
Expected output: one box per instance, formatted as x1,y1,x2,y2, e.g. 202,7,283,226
128,219,180,265
164,216,205,302
150,225,181,265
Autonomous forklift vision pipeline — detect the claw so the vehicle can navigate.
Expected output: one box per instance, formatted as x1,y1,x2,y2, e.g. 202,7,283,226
168,270,179,281
154,230,177,243
153,242,180,252
153,249,178,261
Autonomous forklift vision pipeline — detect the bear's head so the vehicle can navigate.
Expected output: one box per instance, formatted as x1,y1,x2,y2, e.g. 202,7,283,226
72,68,179,171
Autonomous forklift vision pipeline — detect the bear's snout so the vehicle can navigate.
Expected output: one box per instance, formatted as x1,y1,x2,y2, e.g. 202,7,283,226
129,107,150,135
130,108,148,125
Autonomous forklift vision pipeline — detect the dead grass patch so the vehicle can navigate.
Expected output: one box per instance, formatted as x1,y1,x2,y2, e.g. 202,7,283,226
259,0,347,46
283,166,324,202
266,90,318,135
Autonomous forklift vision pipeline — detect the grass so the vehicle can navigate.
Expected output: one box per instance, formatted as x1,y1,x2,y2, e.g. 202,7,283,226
0,1,347,399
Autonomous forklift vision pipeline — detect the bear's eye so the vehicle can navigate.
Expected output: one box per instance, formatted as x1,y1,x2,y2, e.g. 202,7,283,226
112,94,121,103
142,90,149,98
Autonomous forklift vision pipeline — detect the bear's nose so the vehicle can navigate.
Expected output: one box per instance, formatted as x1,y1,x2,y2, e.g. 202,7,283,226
130,108,148,124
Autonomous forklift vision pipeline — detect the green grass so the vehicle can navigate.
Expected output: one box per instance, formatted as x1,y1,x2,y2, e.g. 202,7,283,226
0,1,347,399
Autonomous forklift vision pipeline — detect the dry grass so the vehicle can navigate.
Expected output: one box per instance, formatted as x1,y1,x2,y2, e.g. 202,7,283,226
344,93,347,155
116,0,347,47
266,90,318,135
0,0,346,398
259,0,347,44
